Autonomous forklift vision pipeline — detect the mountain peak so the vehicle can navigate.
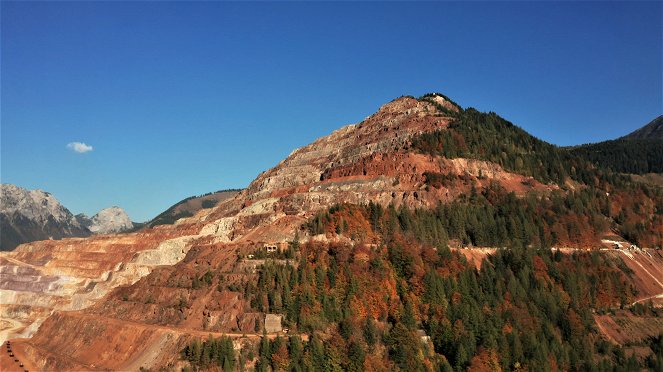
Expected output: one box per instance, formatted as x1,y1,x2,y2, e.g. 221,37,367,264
375,93,461,117
376,95,421,113
419,92,463,112
0,184,134,250
3,92,663,370
0,183,90,250
79,206,133,234
0,183,82,228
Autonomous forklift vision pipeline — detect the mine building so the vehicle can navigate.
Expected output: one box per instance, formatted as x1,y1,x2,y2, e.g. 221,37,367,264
263,242,288,253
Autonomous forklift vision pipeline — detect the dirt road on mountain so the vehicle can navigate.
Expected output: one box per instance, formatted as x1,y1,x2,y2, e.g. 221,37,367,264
632,293,663,306
60,311,304,341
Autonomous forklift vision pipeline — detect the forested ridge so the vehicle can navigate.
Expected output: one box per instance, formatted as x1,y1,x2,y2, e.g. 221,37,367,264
412,107,594,185
181,202,661,371
568,139,663,175
409,103,662,249
412,102,663,178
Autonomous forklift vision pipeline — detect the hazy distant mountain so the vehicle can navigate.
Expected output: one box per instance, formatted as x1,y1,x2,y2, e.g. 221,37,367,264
76,206,133,234
621,115,663,140
0,184,90,250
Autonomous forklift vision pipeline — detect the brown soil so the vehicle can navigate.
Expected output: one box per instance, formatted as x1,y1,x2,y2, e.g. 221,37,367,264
454,247,497,269
604,249,663,304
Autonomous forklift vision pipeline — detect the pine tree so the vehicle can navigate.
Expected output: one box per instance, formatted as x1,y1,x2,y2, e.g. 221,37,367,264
364,317,378,349
289,335,303,369
347,341,366,372
402,300,417,329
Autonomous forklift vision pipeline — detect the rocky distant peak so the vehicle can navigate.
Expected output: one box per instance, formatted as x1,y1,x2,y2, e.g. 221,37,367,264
0,183,82,228
88,206,133,234
75,213,92,229
0,183,90,250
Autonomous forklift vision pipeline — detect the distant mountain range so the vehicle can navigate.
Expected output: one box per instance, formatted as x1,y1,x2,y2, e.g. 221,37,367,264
0,184,133,250
0,183,242,250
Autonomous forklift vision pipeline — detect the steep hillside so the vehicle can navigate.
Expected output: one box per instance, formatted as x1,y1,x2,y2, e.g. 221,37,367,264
2,94,662,371
0,184,90,251
568,139,663,174
622,115,663,140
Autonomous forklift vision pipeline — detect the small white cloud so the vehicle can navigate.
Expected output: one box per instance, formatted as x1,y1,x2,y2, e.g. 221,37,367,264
67,142,93,153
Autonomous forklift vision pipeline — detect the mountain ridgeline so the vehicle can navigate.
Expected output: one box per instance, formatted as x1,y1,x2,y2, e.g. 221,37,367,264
76,206,134,234
621,115,663,140
2,94,662,371
0,184,90,251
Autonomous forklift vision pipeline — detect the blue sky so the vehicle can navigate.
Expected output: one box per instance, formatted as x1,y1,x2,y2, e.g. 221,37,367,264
1,1,661,222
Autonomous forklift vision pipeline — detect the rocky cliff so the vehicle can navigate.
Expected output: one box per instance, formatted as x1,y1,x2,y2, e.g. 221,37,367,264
0,221,203,344
199,95,549,246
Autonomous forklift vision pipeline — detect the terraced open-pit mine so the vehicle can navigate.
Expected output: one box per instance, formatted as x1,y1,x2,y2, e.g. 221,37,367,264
2,95,662,370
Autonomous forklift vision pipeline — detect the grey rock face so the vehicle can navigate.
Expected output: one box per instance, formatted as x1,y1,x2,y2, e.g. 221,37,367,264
87,207,133,234
1,185,133,250
0,184,90,250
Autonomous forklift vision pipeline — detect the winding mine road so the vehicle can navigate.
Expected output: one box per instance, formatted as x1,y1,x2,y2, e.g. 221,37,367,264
631,293,663,306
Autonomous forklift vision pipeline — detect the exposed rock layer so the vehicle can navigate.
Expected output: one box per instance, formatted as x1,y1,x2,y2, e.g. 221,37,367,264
0,222,201,344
